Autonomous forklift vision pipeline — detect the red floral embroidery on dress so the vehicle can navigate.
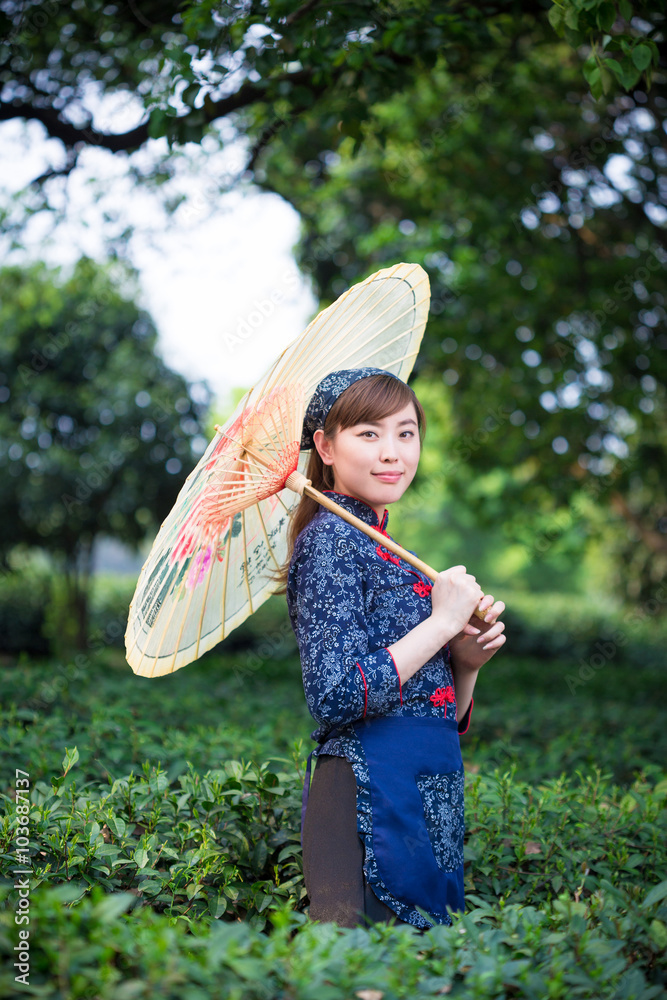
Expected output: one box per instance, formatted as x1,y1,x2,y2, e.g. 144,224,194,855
413,580,432,597
376,544,400,565
375,527,402,566
430,685,456,708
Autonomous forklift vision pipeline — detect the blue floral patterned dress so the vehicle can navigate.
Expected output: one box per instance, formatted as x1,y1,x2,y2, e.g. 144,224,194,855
286,490,472,928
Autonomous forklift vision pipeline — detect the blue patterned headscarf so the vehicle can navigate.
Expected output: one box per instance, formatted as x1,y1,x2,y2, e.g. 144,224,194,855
300,367,404,451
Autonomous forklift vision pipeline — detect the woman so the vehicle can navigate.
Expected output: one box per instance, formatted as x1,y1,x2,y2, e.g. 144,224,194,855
283,367,506,928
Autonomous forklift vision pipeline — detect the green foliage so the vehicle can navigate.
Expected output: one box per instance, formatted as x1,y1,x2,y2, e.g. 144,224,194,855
0,1,660,180
5,877,664,1000
6,754,304,927
0,563,50,655
1,625,666,995
492,590,667,667
0,257,211,646
259,22,667,602
42,575,80,661
549,0,661,99
0,257,209,560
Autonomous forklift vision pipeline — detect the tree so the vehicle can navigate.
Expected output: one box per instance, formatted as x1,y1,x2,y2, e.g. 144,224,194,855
0,257,211,645
1,0,664,600
254,13,666,601
0,1,661,188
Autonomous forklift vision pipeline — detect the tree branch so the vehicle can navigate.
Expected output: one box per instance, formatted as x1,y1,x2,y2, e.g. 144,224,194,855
0,100,151,153
284,0,321,27
0,68,318,156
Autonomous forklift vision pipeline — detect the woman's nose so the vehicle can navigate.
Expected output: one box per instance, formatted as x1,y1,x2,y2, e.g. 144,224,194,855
379,438,399,461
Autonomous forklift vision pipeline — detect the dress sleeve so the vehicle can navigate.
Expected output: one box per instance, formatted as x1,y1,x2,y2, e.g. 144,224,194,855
290,518,402,729
457,698,473,735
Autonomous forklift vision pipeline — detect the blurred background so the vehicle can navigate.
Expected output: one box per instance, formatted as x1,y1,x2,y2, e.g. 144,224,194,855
0,0,665,682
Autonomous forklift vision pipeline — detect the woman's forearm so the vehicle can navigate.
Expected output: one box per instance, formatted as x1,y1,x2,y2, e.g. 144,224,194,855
449,652,480,722
387,614,459,685
388,617,481,722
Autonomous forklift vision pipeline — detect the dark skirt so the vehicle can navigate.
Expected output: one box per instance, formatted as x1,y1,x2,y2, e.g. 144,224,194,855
302,753,397,928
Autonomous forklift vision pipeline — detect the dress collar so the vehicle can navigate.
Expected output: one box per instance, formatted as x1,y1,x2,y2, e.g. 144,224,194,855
322,490,389,531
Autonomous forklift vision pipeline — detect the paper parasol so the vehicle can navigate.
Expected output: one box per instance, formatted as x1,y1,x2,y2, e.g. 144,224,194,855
125,262,433,677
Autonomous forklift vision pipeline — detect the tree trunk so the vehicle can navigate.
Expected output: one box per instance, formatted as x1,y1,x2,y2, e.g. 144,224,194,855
61,536,95,651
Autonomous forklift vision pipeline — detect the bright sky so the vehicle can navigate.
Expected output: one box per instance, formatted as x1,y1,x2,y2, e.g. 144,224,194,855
0,115,317,412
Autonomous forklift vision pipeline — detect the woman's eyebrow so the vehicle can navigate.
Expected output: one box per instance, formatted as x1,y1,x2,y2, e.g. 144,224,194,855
357,418,418,427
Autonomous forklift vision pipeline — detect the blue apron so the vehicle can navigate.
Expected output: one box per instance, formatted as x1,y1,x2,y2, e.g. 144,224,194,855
352,716,465,921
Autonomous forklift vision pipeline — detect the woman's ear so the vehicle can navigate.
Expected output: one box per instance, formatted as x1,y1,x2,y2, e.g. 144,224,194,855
313,429,335,466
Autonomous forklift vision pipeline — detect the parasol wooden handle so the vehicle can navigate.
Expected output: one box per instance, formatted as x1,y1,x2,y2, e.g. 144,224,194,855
285,471,487,621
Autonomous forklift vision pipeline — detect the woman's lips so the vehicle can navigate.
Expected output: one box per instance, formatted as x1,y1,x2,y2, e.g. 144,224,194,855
372,472,403,483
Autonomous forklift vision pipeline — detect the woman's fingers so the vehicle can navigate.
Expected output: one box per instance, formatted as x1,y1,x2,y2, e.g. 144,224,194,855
482,634,507,651
477,621,505,645
482,599,505,623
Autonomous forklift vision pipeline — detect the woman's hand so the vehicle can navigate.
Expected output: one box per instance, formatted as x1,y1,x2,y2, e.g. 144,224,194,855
429,565,484,643
449,593,506,671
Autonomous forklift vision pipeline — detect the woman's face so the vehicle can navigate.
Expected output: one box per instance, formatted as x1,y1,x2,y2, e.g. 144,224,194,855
313,401,421,519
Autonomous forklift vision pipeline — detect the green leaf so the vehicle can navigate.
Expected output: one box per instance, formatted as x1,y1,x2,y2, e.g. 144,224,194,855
251,840,268,871
94,845,121,858
618,0,632,19
599,66,614,95
564,8,579,30
62,746,79,775
596,2,616,32
642,879,667,909
147,109,167,140
133,847,149,869
107,815,127,839
182,84,200,109
632,44,652,72
649,920,667,951
547,5,565,36
92,892,136,921
208,892,228,918
604,58,624,81
587,66,602,99
582,58,599,85
616,59,642,90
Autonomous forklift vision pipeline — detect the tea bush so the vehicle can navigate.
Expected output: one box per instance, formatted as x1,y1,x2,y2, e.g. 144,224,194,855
1,620,666,997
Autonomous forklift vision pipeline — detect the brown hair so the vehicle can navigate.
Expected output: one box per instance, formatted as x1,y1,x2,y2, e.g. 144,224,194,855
274,373,425,591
